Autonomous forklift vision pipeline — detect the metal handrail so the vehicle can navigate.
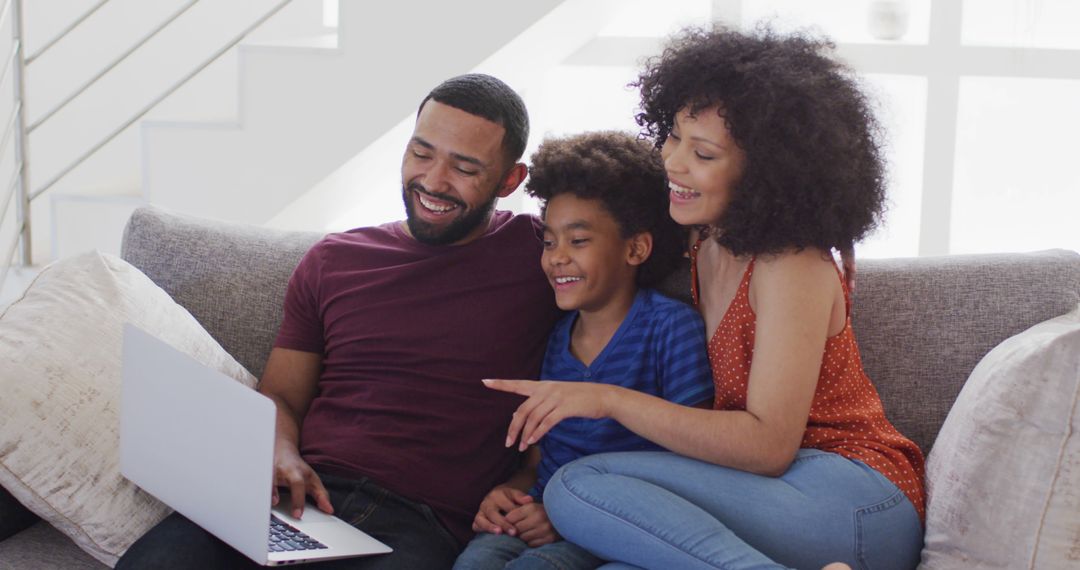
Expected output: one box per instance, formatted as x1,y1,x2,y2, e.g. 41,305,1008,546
0,39,18,91
24,0,110,65
0,0,13,43
0,102,21,162
0,162,24,248
27,0,295,202
11,0,29,265
27,0,200,133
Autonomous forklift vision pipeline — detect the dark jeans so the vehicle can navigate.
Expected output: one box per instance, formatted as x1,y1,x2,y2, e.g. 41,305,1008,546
116,472,460,569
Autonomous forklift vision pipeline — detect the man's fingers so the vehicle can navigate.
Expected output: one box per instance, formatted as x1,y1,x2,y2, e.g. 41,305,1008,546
511,492,535,506
307,473,333,515
289,478,307,519
271,486,279,506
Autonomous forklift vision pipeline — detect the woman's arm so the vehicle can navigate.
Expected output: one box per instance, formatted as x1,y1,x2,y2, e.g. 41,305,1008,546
487,250,840,476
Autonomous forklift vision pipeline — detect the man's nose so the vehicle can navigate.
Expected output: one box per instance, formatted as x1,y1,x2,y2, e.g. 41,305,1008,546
421,160,452,192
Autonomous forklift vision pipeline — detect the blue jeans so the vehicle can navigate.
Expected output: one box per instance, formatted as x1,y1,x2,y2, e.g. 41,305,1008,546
453,531,602,570
543,450,923,570
116,472,460,569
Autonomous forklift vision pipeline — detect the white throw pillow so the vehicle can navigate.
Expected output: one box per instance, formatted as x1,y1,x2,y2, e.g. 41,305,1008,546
921,304,1080,569
0,252,256,567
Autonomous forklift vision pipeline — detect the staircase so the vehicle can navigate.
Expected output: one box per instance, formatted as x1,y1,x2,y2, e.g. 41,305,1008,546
32,0,567,263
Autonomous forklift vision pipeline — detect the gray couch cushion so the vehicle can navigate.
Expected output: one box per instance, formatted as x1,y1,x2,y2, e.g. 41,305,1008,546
852,250,1080,453
120,206,322,378
119,206,1080,455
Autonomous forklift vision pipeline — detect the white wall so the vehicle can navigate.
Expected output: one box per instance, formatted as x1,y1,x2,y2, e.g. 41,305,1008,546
17,0,326,262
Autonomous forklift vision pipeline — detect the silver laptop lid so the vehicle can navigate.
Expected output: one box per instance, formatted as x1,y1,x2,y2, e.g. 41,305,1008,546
120,324,273,564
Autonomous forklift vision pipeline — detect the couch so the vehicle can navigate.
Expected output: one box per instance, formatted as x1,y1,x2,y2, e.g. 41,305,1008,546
1,206,1078,569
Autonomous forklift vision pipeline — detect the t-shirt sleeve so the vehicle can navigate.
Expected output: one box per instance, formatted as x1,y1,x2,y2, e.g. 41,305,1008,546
655,304,714,406
274,243,326,354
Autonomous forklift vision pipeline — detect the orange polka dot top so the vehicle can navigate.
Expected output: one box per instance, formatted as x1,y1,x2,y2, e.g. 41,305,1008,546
690,241,926,522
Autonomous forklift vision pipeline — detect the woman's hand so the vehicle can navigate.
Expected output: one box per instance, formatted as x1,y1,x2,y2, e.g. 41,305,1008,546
483,379,617,451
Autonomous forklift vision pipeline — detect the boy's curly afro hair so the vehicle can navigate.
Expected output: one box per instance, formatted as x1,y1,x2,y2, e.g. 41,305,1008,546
525,131,684,287
635,24,887,256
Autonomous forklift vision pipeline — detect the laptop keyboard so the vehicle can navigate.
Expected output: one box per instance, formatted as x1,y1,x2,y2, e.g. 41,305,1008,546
269,515,329,552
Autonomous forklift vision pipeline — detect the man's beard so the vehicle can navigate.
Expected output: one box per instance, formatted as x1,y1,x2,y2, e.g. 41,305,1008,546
402,182,498,246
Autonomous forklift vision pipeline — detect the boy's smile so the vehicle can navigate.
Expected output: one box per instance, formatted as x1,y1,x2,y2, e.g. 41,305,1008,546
541,194,641,316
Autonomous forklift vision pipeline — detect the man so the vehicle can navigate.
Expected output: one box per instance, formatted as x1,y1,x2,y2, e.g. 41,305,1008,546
117,74,559,569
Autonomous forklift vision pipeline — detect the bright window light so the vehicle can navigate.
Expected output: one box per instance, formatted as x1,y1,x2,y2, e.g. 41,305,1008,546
963,0,1080,48
322,0,338,28
951,77,1080,254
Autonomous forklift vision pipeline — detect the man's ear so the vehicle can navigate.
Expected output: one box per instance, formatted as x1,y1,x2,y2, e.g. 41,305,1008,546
496,163,528,198
627,232,653,267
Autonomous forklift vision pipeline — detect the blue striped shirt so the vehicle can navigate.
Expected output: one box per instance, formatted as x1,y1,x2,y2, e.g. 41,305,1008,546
532,288,713,497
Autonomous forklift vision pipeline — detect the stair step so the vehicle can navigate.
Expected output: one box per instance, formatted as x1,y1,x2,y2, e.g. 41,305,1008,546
50,194,146,260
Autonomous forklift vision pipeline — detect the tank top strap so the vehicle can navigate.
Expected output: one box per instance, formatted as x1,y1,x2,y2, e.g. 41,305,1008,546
829,256,852,317
689,229,709,307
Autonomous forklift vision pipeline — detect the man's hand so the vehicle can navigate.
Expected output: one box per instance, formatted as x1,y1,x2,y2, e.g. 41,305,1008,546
472,485,534,536
505,502,559,547
272,444,333,519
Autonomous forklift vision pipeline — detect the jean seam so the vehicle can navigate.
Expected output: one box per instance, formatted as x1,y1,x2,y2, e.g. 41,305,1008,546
519,549,575,570
790,450,833,465
854,489,905,570
417,503,461,552
556,471,728,570
345,485,385,527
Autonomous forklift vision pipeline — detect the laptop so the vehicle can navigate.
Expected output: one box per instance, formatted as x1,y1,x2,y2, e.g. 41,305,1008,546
119,323,392,565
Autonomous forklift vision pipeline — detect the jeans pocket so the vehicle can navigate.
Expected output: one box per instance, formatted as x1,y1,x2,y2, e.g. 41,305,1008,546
344,485,386,527
418,503,461,551
854,490,923,570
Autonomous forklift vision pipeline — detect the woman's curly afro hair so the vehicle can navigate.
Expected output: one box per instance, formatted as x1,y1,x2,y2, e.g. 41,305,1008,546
635,24,887,257
525,131,684,287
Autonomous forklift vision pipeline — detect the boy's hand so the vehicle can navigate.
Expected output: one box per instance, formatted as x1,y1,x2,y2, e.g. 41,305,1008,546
505,502,559,547
472,485,535,536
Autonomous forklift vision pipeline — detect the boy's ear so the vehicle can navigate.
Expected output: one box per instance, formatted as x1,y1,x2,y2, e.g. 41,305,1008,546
496,162,528,198
626,232,653,267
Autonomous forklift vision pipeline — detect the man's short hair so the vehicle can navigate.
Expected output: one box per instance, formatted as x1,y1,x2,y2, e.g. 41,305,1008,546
418,74,529,165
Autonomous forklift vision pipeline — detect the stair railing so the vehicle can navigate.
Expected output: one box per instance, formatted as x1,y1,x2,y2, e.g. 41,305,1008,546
2,0,294,272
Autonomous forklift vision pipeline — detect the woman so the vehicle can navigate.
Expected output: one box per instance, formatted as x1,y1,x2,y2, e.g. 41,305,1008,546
484,25,925,569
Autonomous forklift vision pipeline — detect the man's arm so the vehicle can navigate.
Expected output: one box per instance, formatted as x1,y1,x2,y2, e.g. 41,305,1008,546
257,347,330,518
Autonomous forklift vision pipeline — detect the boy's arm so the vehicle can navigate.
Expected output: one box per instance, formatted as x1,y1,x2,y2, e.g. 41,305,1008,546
472,447,540,536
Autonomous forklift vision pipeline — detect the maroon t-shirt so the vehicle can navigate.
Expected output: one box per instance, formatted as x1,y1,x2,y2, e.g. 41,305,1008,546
274,211,558,545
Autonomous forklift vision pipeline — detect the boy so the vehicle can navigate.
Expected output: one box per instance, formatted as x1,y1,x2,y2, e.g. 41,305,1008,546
453,131,713,569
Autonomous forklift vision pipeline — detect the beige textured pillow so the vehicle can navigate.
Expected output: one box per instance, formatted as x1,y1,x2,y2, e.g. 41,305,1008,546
921,304,1080,569
0,251,256,567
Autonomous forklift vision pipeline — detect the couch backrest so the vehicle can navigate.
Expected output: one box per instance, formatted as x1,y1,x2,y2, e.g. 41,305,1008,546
122,206,1080,454
121,207,321,379
847,252,1079,452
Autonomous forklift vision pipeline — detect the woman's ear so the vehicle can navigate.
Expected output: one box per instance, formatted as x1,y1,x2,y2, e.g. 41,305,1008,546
627,232,653,267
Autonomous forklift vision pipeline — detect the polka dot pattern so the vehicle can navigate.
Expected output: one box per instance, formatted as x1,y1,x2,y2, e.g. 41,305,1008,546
690,247,926,522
